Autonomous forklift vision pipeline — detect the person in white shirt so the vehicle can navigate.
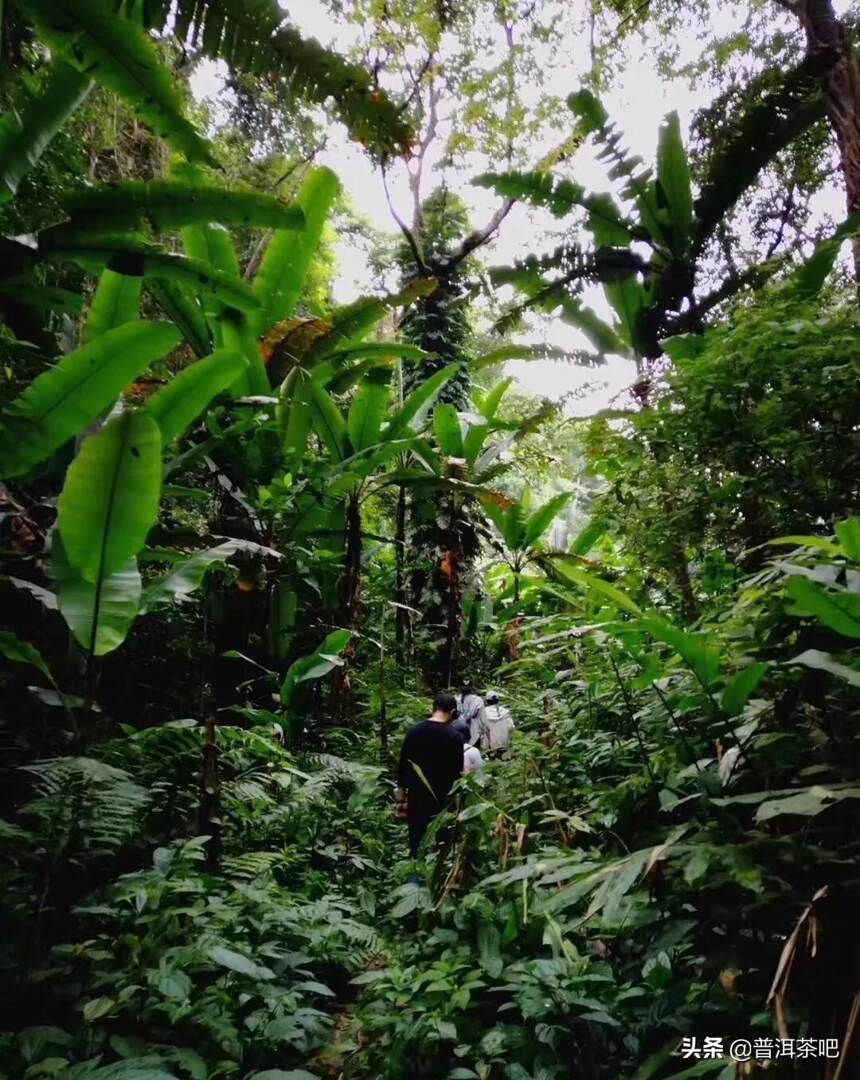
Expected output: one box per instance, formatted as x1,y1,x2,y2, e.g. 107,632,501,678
482,691,514,756
454,683,486,747
463,742,484,774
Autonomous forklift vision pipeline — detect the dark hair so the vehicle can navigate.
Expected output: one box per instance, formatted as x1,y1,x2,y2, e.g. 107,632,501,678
460,683,476,697
433,691,458,716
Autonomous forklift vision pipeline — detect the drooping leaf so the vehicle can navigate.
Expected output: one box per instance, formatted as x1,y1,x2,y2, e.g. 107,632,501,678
38,232,261,312
146,280,211,358
280,629,351,706
835,516,860,562
144,349,247,444
252,167,340,334
785,576,860,639
207,946,274,981
62,180,305,232
20,0,215,164
640,616,721,687
142,539,280,612
0,60,92,203
542,557,642,616
721,662,768,717
787,649,860,688
54,533,141,656
0,320,179,478
0,631,54,681
57,410,162,582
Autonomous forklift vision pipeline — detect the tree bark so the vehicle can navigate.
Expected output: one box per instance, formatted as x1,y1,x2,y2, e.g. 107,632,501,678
796,0,860,275
394,484,409,665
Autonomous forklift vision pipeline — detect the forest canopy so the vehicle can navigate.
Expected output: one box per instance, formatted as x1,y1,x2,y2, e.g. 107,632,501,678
1,2,859,1079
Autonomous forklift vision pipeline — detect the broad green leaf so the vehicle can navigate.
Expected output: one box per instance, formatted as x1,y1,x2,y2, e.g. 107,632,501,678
0,631,54,681
252,167,340,334
386,364,461,437
524,492,571,548
787,649,860,688
152,968,191,1001
280,629,351,706
38,232,260,312
82,269,141,343
347,366,391,453
605,278,646,352
544,558,642,616
569,519,605,556
433,403,465,458
656,111,694,252
326,342,425,363
472,345,575,369
835,517,860,562
146,280,211,358
62,180,305,232
221,308,276,397
279,367,313,464
142,540,278,612
0,60,92,203
0,279,83,316
144,349,247,443
54,534,141,655
306,380,348,461
478,377,514,420
791,212,860,297
568,88,609,132
640,616,721,687
0,320,179,478
81,996,115,1022
721,662,768,716
756,784,860,823
767,534,842,556
22,0,215,164
207,946,275,980
558,298,625,356
785,576,860,639
58,410,162,582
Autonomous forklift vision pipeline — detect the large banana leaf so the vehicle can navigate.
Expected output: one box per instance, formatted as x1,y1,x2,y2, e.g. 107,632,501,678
57,410,163,582
37,231,261,312
0,320,179,478
656,112,694,255
306,381,348,462
385,363,461,438
20,0,215,165
433,404,466,458
280,629,352,707
146,280,211,358
61,180,305,232
144,348,247,444
524,492,571,548
219,308,269,397
252,167,340,335
82,269,141,342
0,60,92,203
278,367,313,464
347,366,391,453
53,532,141,656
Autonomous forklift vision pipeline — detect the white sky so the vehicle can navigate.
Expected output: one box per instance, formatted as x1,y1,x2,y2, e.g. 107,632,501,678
193,1,848,415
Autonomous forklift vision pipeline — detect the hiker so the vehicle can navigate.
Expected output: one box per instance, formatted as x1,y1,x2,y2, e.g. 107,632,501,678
453,682,486,747
482,691,514,757
463,740,484,774
395,692,464,858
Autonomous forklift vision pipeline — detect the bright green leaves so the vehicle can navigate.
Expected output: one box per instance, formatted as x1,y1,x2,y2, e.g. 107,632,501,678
280,629,352,706
721,662,768,717
54,534,142,656
433,404,466,458
639,616,720,687
0,320,180,478
347,367,391,454
252,167,340,334
62,180,305,233
784,576,860,639
306,380,348,462
20,0,216,165
82,270,142,343
656,111,694,254
385,363,461,438
144,349,248,444
0,60,92,203
57,410,162,583
524,493,571,548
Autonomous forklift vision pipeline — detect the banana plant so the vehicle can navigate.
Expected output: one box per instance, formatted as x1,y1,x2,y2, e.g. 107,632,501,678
482,489,573,602
476,89,782,370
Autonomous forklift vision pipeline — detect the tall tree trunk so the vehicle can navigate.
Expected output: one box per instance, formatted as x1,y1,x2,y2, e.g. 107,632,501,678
198,714,222,874
394,484,409,665
330,493,362,718
797,0,860,275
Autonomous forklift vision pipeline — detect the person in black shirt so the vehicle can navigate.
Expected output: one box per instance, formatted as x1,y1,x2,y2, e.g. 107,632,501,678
395,692,464,858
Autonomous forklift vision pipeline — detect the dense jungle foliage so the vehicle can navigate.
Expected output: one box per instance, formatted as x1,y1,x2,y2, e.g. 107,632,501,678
1,2,860,1079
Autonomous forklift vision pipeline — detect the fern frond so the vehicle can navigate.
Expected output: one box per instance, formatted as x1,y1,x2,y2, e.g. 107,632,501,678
137,0,413,157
